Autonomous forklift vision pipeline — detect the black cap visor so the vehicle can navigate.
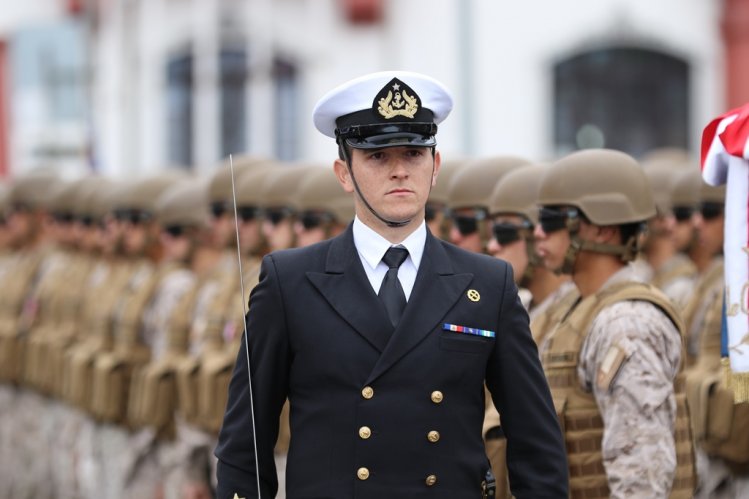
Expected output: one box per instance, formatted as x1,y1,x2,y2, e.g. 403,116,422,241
337,122,437,150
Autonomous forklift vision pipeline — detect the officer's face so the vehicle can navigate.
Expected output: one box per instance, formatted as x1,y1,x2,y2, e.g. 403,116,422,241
335,146,439,233
487,214,529,283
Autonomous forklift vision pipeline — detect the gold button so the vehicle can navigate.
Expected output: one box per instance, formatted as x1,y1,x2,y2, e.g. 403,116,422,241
425,474,437,486
430,390,443,403
357,467,370,480
362,386,374,399
359,426,372,439
427,430,440,443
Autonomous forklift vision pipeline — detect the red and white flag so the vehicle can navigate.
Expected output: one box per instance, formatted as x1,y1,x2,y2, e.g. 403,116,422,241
701,102,749,374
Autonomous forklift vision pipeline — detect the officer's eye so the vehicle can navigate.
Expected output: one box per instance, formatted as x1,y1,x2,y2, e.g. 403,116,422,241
404,148,423,158
368,151,386,161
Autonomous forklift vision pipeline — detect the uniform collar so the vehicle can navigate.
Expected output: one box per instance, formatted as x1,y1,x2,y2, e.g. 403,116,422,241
353,216,426,271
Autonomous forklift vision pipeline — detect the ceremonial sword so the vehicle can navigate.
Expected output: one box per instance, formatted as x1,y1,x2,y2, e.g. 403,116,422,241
229,154,262,498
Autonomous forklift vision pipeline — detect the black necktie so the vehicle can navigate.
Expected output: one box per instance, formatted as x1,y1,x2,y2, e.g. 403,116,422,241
379,246,409,327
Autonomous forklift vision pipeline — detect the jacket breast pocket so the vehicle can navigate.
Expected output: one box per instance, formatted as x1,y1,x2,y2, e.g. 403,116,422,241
438,333,492,354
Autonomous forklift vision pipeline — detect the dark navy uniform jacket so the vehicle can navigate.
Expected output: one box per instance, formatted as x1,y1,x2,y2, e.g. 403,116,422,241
215,226,568,498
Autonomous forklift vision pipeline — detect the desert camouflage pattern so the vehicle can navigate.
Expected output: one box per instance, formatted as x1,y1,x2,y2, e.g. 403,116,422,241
578,268,682,498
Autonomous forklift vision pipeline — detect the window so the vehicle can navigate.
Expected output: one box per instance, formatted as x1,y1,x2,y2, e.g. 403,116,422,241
166,53,193,166
273,58,299,161
220,47,247,157
554,47,689,158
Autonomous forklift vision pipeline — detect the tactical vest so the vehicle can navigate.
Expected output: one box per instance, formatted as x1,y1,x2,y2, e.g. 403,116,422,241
176,271,237,427
128,273,200,439
530,285,580,348
651,255,697,292
542,281,695,499
62,258,134,410
195,257,261,434
0,248,48,383
89,259,162,424
682,260,724,367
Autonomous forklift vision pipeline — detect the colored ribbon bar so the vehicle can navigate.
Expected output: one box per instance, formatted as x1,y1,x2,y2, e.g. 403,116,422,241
442,323,495,338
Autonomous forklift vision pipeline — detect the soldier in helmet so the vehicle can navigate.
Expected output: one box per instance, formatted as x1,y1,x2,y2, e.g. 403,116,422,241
426,157,464,240
293,166,355,248
641,167,701,310
482,163,578,498
259,164,311,253
534,149,695,498
88,172,185,499
446,156,529,253
682,183,726,367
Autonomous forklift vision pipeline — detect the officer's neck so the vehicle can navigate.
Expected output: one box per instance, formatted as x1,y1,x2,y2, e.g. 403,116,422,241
359,212,424,245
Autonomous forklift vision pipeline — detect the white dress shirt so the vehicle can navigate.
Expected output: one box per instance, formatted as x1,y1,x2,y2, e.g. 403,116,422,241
352,216,426,301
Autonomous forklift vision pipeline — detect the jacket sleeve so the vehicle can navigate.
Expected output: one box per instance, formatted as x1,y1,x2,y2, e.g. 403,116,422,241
485,263,569,498
215,255,291,499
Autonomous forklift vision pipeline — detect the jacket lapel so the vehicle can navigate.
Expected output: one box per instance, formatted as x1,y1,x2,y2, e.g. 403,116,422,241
366,233,473,384
306,226,394,352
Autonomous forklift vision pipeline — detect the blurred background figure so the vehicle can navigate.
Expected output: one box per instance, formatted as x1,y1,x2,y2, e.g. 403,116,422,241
446,156,529,253
293,166,354,248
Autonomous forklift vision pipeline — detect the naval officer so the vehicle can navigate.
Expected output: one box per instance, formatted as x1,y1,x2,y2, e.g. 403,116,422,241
215,71,568,498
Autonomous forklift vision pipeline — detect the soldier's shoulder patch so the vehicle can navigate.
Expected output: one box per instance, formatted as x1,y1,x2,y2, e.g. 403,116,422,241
596,344,628,391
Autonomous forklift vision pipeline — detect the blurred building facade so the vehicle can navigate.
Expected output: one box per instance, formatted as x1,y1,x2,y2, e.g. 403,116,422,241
0,0,746,178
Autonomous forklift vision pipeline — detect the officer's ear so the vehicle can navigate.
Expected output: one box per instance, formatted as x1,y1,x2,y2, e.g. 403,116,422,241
431,149,441,188
333,159,355,194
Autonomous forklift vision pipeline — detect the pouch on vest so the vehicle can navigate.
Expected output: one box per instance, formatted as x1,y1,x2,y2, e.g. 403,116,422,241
0,330,25,383
175,356,200,424
198,350,235,433
703,385,749,470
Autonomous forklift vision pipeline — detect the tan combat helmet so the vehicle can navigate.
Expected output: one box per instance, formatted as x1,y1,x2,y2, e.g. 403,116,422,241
429,157,467,206
74,177,114,225
644,166,680,216
235,163,279,209
538,149,655,269
209,155,275,209
294,167,354,226
640,147,692,170
156,178,209,229
489,163,548,224
670,169,702,210
118,170,188,220
9,170,59,211
700,181,726,205
259,164,314,213
488,163,548,271
447,156,531,212
539,149,655,226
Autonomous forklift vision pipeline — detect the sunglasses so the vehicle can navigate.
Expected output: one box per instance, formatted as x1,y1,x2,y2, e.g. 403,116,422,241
77,215,93,226
700,202,723,221
265,207,294,226
300,211,333,230
671,206,695,222
114,209,153,225
492,220,532,246
538,207,579,234
210,202,229,219
163,225,186,238
53,213,75,224
237,206,262,222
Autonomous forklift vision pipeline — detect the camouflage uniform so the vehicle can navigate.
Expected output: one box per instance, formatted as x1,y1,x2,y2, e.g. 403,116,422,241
576,267,683,497
536,149,695,498
652,253,699,311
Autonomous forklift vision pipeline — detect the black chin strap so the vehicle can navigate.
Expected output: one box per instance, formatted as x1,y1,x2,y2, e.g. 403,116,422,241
340,144,435,228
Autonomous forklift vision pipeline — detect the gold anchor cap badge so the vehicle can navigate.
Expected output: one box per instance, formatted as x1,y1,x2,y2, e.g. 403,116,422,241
467,289,480,302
